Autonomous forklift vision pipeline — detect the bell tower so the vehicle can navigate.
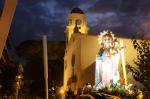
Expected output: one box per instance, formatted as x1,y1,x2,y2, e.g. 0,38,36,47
65,8,88,42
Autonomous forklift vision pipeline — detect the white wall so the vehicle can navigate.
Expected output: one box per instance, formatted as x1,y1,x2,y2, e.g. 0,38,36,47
64,34,140,91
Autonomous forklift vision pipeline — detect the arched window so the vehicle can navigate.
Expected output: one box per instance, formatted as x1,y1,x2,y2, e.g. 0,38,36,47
76,19,82,25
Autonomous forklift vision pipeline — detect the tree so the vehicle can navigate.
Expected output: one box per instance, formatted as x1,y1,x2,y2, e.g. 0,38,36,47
16,40,66,96
127,39,150,91
0,38,20,97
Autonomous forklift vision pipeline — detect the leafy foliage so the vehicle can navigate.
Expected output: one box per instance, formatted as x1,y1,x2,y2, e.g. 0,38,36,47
84,82,142,98
127,39,150,91
17,40,66,60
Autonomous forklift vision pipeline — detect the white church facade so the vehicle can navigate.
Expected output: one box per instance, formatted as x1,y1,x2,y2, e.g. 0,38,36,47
63,8,141,91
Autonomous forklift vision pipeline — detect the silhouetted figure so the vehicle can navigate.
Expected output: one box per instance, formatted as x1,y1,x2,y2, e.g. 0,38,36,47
66,88,74,99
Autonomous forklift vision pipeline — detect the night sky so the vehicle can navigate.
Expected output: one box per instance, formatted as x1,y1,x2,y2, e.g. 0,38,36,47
3,0,150,45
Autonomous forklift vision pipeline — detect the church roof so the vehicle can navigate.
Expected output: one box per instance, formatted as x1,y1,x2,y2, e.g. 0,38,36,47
71,8,84,14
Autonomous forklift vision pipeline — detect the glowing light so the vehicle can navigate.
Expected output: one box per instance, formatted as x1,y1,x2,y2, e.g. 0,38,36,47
60,89,64,94
17,75,22,79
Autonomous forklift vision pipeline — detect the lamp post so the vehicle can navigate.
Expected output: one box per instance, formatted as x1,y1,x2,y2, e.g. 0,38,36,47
15,75,23,99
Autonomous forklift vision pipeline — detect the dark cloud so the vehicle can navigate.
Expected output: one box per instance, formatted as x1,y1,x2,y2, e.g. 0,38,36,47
11,0,67,45
19,0,50,7
9,0,150,45
86,0,150,38
0,0,5,16
88,0,121,13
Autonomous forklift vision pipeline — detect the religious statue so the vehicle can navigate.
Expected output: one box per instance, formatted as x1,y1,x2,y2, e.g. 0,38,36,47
73,20,81,33
95,30,125,88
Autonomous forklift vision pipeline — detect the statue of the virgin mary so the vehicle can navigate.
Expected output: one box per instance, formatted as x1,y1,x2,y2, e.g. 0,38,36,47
95,31,123,88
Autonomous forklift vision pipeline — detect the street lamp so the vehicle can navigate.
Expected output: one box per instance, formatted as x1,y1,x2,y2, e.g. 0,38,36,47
15,75,23,99
59,88,65,99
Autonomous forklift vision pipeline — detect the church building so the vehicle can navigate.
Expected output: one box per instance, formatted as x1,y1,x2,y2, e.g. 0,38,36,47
63,8,141,91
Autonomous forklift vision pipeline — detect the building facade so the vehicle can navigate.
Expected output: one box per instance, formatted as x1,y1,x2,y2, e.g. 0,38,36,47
63,8,140,91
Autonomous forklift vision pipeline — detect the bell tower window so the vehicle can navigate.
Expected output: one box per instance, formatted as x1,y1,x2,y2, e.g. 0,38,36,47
76,19,82,25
